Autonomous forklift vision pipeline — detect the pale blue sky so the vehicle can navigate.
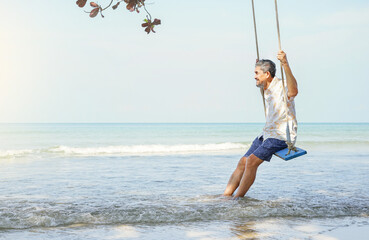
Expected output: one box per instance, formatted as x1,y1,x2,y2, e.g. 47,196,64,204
0,0,368,123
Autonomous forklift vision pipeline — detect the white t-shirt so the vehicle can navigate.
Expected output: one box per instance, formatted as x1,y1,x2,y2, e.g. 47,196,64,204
261,77,297,143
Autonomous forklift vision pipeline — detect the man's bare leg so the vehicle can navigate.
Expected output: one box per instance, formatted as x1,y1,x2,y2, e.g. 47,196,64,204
234,154,264,198
223,157,247,196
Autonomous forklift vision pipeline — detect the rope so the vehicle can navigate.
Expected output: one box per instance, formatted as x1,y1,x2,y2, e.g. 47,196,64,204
251,0,260,61
251,0,266,117
274,0,295,152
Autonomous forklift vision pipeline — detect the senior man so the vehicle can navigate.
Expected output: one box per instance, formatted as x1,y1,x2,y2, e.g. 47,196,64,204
223,50,298,198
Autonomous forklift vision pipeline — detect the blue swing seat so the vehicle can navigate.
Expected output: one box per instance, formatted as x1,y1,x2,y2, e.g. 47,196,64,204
274,146,307,161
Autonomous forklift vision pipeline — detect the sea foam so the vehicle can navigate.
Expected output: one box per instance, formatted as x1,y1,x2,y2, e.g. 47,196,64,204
50,142,248,156
0,142,249,158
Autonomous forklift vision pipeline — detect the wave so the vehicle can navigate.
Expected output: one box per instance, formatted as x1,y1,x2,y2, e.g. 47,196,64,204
0,149,35,158
0,195,368,229
2,140,369,159
51,143,248,156
0,142,249,158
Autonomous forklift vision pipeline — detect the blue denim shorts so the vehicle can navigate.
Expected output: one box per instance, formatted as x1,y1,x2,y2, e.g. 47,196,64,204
244,136,287,162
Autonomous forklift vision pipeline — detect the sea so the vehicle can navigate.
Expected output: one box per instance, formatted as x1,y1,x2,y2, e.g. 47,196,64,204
0,123,368,240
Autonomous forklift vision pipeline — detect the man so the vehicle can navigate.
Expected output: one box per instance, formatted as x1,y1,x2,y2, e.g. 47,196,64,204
223,50,298,198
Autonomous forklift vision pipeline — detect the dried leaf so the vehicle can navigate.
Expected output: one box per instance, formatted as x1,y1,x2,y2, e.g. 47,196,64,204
76,0,87,8
141,18,161,34
90,8,99,18
112,2,120,10
90,2,99,8
125,0,145,12
153,18,161,25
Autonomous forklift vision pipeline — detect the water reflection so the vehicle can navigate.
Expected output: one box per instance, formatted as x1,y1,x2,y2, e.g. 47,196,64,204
231,221,262,239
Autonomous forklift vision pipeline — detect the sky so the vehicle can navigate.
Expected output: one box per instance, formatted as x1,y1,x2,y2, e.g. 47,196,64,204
0,0,368,123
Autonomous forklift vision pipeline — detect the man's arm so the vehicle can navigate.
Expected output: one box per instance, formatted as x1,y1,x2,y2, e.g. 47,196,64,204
277,50,298,98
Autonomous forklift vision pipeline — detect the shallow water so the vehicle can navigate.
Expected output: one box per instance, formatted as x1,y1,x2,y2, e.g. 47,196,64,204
0,123,368,239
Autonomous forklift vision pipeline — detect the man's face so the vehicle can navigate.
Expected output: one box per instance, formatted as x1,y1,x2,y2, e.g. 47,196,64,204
254,66,269,88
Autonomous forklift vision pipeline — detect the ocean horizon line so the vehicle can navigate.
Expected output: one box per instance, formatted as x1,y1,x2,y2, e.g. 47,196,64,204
0,122,368,124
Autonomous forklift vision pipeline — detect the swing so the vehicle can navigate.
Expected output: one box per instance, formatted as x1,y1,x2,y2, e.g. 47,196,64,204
251,0,307,161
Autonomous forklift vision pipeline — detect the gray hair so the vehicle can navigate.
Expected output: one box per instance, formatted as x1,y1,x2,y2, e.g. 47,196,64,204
255,59,276,78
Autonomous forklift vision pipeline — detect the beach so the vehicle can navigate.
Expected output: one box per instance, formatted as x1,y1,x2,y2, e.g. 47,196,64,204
0,123,368,239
